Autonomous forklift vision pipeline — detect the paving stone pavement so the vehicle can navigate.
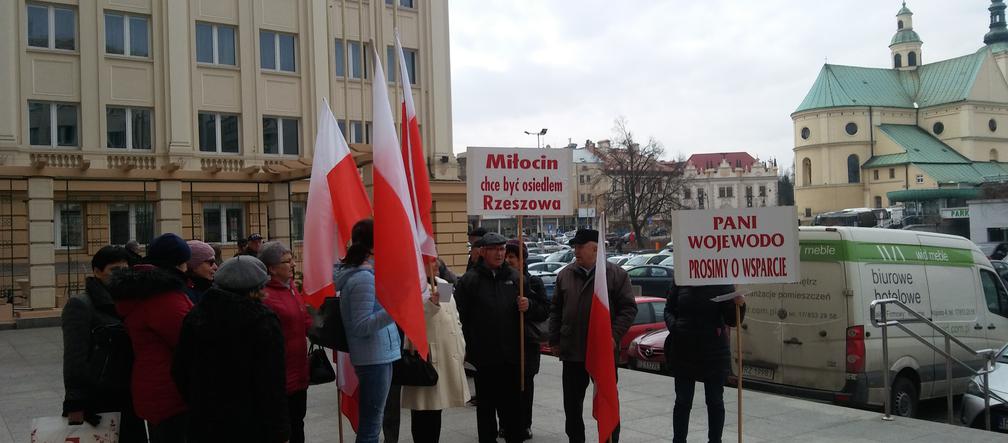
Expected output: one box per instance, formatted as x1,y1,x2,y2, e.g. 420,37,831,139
1,327,1004,442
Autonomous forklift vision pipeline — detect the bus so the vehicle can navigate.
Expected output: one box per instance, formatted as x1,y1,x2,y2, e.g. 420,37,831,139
812,208,877,227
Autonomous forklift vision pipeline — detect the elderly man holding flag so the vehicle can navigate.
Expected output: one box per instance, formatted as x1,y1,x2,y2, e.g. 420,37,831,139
550,225,637,443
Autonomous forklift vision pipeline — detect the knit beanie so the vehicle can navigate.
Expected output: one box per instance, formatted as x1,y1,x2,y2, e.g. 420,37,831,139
146,233,192,268
214,256,269,293
186,240,215,271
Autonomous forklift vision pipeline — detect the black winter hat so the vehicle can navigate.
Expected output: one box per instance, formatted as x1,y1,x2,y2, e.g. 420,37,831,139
146,233,192,268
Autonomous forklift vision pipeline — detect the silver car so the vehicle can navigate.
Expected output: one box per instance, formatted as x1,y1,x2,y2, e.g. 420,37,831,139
961,344,1008,432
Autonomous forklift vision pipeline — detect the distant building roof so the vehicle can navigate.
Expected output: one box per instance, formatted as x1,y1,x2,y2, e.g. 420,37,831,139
794,49,988,113
861,124,1008,184
572,148,601,163
686,152,757,172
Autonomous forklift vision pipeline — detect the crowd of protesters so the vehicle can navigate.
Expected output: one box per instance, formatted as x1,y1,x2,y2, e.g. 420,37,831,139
59,223,745,443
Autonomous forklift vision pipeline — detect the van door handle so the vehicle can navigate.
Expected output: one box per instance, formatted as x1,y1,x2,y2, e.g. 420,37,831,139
988,324,996,330
783,337,803,345
974,324,984,330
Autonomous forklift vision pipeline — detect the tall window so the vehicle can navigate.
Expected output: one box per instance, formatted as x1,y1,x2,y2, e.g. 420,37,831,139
758,185,766,197
847,154,860,183
894,53,902,68
334,39,346,76
347,41,368,79
908,51,917,67
291,201,306,241
109,203,154,245
718,186,733,198
28,101,78,147
386,46,417,84
105,12,149,57
683,188,691,199
195,22,236,65
27,3,75,50
874,196,883,209
260,31,296,72
349,120,371,144
889,168,896,179
198,112,240,153
107,107,152,150
202,203,244,243
262,117,299,155
55,203,83,249
802,158,812,186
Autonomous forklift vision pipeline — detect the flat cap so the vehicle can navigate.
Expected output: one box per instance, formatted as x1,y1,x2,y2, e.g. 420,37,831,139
474,232,507,247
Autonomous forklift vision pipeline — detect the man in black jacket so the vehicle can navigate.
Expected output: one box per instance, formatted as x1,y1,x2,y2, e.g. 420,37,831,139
456,232,548,443
61,245,147,442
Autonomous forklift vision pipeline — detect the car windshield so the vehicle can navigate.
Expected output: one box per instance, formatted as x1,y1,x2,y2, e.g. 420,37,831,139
624,255,652,266
999,345,1008,364
546,251,570,263
658,256,674,267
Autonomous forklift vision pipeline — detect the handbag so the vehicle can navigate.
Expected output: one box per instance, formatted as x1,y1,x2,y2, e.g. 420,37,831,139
31,413,120,443
308,344,336,385
392,349,438,386
308,296,349,352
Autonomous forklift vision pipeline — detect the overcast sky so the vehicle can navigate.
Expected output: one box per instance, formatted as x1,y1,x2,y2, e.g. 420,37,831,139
448,0,991,169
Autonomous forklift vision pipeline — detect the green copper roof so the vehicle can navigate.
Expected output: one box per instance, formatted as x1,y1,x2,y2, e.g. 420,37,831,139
794,50,987,113
917,163,991,184
888,187,982,202
881,124,972,163
897,2,913,16
863,153,909,167
891,29,922,46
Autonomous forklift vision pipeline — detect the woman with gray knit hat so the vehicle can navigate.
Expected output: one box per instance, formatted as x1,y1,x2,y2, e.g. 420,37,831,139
172,255,291,443
259,241,311,443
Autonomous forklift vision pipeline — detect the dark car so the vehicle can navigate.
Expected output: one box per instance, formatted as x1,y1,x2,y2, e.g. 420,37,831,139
542,296,665,363
626,265,675,298
627,328,669,373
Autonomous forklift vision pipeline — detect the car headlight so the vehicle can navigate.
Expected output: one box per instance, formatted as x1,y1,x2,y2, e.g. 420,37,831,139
967,379,985,397
628,341,638,355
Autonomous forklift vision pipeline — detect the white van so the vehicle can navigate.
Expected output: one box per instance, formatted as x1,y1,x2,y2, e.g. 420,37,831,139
734,226,1008,417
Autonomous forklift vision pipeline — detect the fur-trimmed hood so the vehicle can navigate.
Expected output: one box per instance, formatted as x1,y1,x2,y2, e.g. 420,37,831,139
108,264,188,318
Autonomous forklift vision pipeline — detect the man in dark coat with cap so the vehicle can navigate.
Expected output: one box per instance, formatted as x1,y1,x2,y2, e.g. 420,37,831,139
455,232,548,443
466,226,488,272
549,229,636,443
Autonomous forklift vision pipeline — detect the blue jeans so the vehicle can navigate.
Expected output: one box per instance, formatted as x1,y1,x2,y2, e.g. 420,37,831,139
354,363,393,443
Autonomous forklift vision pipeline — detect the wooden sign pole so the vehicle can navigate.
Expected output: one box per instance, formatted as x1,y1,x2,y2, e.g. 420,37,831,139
518,215,526,392
336,351,345,443
736,303,743,443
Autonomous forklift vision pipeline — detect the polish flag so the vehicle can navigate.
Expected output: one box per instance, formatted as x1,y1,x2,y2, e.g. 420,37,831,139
586,212,619,442
394,32,436,262
301,99,372,309
336,350,359,431
370,43,429,359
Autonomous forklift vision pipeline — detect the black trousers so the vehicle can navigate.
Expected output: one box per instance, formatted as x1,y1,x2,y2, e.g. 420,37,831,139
672,375,726,443
410,409,442,443
474,363,523,443
562,361,620,443
147,413,188,443
288,389,308,443
382,384,402,442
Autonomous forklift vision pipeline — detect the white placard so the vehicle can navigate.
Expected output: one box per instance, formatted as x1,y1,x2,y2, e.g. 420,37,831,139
671,206,800,285
466,147,573,216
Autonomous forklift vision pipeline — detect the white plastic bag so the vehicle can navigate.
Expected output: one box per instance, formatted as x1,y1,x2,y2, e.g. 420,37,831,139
30,413,121,443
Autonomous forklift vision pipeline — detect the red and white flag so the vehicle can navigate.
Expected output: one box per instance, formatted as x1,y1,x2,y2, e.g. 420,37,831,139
370,43,430,359
394,31,436,262
301,99,372,309
586,212,619,442
336,351,359,431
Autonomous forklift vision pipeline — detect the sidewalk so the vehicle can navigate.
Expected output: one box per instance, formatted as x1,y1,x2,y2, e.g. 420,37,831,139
1,326,1003,442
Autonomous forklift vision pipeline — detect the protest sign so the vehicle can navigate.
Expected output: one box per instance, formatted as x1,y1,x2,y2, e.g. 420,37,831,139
466,147,573,216
671,206,799,285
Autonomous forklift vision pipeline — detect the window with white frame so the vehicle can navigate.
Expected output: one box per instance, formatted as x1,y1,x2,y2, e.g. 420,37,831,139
195,22,236,65
55,203,83,249
759,185,767,197
202,203,244,243
385,0,415,7
718,186,733,198
386,46,417,84
260,30,296,72
263,117,299,155
198,112,240,153
291,201,306,241
28,101,78,147
27,3,76,50
109,202,154,245
915,174,925,184
105,11,149,57
347,41,368,79
349,120,371,144
107,107,152,150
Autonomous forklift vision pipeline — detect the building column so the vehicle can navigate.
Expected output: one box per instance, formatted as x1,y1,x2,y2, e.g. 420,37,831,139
267,182,292,244
0,0,18,145
164,1,193,153
430,181,469,273
157,180,183,235
27,178,55,309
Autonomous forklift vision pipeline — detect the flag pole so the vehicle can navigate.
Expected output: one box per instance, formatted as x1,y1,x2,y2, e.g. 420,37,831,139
336,352,345,443
736,303,743,443
518,215,526,392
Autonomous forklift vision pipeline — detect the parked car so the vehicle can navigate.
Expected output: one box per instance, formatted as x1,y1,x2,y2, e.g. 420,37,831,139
626,265,675,297
529,261,567,300
526,254,545,265
545,249,575,264
993,260,1008,287
645,253,672,265
607,255,631,267
960,343,1008,432
543,296,666,363
627,328,669,373
621,254,657,270
540,240,563,253
656,255,674,268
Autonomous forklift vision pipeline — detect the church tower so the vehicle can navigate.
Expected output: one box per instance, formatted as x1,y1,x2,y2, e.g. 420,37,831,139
985,0,1008,45
890,2,922,70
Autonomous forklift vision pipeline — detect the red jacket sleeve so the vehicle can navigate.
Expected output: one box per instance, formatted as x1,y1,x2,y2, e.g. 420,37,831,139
148,292,193,348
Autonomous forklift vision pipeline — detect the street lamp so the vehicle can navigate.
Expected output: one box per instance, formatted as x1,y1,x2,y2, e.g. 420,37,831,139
524,128,548,149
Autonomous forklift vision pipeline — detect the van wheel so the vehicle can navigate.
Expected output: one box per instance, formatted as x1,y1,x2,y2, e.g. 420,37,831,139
890,376,918,418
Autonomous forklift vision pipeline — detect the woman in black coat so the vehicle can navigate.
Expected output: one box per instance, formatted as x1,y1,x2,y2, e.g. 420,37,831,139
664,281,745,443
172,256,290,443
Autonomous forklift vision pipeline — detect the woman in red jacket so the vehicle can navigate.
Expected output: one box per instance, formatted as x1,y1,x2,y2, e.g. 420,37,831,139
260,241,312,443
109,233,193,443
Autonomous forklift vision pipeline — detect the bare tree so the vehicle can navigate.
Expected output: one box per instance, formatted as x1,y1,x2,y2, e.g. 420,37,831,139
594,117,688,250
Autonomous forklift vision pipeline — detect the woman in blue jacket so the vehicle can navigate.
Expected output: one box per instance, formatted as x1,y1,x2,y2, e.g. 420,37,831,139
335,219,401,443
